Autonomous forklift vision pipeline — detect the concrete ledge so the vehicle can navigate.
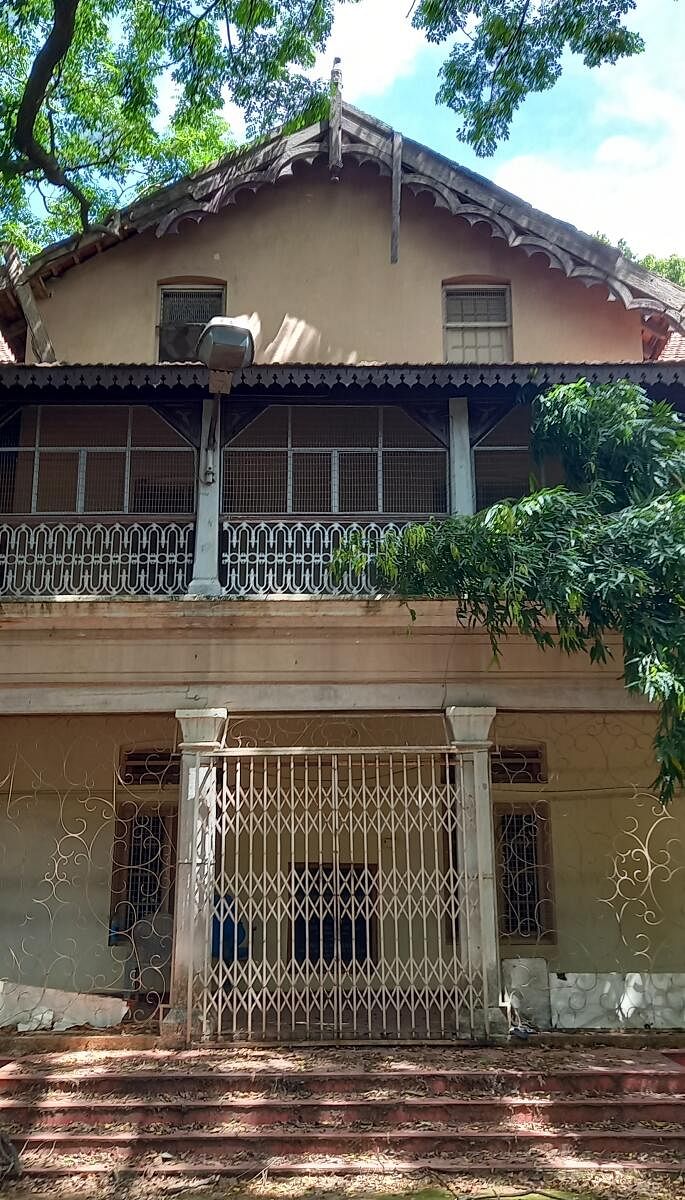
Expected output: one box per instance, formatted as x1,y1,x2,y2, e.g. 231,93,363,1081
0,980,127,1032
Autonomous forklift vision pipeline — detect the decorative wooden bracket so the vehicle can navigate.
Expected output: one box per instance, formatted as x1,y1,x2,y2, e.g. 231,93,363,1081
329,58,343,181
4,244,56,363
390,131,402,264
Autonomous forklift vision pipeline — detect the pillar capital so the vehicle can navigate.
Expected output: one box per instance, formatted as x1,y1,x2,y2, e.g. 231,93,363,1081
175,708,227,749
445,705,496,747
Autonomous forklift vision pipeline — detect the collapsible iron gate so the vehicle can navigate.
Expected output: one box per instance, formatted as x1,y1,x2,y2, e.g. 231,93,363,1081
191,747,486,1041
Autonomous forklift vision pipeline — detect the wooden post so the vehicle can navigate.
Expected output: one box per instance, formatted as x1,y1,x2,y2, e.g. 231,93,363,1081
448,396,474,514
445,706,507,1037
163,708,228,1042
4,245,56,363
390,132,402,264
329,58,343,180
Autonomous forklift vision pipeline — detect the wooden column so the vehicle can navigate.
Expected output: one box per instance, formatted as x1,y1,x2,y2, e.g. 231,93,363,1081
448,396,474,514
445,705,507,1037
186,391,223,597
163,708,227,1042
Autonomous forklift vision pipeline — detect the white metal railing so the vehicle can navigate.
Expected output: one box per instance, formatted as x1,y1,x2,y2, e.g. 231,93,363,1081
221,520,406,596
0,521,194,597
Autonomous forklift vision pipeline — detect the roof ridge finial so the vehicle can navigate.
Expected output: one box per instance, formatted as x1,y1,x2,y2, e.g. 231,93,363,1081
331,56,342,93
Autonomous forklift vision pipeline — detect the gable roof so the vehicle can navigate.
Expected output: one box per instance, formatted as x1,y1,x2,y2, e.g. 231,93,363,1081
9,102,685,335
0,328,15,364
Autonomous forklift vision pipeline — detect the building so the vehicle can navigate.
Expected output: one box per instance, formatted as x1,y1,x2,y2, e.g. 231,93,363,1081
0,95,684,1043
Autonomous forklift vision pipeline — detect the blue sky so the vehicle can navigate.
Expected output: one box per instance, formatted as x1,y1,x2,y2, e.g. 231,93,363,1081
280,0,685,257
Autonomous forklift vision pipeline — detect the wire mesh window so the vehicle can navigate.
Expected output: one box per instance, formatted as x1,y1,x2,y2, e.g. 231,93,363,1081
444,286,512,364
0,406,195,515
472,404,565,509
495,805,553,941
292,863,377,967
223,406,448,515
158,286,225,362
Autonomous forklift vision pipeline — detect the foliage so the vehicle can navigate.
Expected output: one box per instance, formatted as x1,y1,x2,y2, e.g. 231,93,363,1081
595,234,685,287
1,0,669,249
0,0,342,252
334,381,685,802
412,1,645,156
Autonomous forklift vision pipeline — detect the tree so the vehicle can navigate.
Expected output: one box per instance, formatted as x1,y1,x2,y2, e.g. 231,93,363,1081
0,0,342,254
0,1,667,250
334,381,685,803
595,236,685,287
412,0,646,155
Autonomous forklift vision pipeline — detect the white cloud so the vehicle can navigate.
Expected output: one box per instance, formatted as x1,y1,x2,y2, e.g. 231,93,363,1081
493,10,685,257
315,0,426,99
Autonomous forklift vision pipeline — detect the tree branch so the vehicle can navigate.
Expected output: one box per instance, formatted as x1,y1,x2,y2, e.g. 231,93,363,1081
12,0,93,229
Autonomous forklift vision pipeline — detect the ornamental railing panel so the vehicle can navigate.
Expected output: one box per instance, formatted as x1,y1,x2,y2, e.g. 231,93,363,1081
221,519,406,596
0,520,194,597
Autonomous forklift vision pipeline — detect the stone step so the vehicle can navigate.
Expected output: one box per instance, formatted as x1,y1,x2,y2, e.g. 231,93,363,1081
2,1094,685,1130
2,1066,684,1098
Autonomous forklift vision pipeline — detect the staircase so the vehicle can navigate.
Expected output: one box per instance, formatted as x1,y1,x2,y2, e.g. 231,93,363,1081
1,1045,685,1178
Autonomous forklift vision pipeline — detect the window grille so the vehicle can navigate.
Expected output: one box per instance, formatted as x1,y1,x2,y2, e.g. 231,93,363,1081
158,286,225,362
126,811,167,921
491,745,547,785
223,406,448,516
496,806,552,940
0,406,195,516
292,863,377,967
443,286,512,364
121,749,180,788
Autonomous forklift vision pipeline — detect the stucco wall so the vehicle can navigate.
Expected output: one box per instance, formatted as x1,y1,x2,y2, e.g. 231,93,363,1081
1,711,683,1001
33,164,643,365
495,712,685,975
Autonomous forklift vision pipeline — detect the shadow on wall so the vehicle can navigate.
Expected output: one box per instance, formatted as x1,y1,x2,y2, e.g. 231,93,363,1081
237,311,360,365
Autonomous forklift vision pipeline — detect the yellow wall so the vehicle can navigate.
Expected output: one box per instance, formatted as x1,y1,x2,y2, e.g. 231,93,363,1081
33,165,643,365
1,711,683,1003
494,712,685,974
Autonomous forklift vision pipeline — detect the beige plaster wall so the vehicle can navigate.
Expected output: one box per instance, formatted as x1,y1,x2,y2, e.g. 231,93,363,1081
1,710,682,1002
495,712,685,974
33,164,643,365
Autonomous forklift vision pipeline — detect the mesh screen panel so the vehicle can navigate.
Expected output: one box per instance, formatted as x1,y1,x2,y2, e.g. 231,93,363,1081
339,452,377,512
40,405,129,448
292,453,331,512
160,289,225,325
445,287,508,325
383,407,442,448
474,448,532,509
478,404,532,447
129,451,195,514
0,450,33,513
230,407,289,448
84,452,126,512
291,406,378,448
382,451,448,513
36,452,79,512
132,406,189,448
223,451,288,512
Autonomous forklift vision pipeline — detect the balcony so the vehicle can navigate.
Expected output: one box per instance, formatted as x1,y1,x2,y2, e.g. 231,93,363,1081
0,399,451,601
0,518,195,598
221,519,406,597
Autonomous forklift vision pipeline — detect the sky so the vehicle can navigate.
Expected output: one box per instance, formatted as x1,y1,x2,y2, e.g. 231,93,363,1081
254,0,685,258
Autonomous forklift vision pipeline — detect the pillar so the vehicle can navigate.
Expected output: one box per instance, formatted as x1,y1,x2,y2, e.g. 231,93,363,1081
448,396,474,515
445,705,507,1037
186,393,223,597
163,708,227,1041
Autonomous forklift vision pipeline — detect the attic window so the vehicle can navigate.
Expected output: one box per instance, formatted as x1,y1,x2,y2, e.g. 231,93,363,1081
443,286,512,364
158,286,225,362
